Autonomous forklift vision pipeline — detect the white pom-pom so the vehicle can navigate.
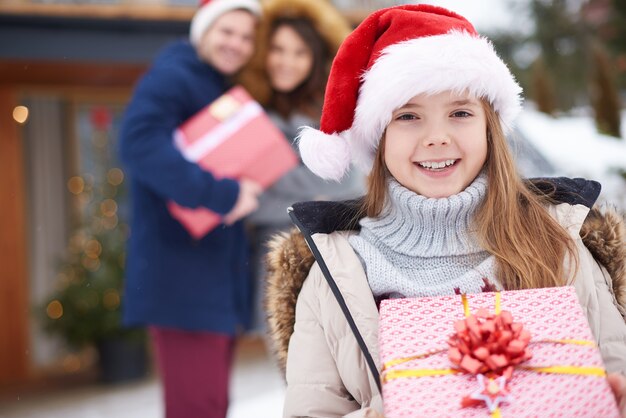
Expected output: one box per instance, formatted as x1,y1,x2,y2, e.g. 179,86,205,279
297,126,351,182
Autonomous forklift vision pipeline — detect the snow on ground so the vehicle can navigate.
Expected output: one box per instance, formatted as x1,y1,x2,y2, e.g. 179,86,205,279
516,108,626,209
0,340,286,418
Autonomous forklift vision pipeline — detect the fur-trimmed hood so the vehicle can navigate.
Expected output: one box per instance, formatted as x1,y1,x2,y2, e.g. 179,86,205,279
238,0,351,105
264,180,626,376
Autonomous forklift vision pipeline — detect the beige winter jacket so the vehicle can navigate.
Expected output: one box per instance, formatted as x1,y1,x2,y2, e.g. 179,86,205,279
265,180,626,418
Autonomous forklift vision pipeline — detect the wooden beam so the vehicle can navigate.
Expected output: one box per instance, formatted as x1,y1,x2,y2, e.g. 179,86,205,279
0,87,30,386
0,3,194,22
0,60,147,89
0,2,368,28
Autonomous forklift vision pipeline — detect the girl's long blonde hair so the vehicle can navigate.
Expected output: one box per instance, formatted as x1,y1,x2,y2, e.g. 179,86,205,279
361,100,578,290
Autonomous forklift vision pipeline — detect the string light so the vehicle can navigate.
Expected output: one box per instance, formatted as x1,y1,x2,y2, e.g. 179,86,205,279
67,176,85,195
46,300,63,319
12,106,29,124
81,256,100,272
102,215,119,230
103,289,120,310
42,106,136,355
107,168,124,186
100,199,118,217
84,239,102,258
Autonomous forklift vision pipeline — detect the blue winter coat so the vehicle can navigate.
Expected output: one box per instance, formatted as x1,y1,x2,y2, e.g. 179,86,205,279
118,40,252,334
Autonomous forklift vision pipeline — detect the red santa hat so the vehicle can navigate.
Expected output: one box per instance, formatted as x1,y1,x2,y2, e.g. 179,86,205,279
299,4,523,181
190,0,261,46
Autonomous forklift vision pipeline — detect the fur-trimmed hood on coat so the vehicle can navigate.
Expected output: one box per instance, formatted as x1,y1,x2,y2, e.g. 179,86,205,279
238,0,351,105
264,179,626,376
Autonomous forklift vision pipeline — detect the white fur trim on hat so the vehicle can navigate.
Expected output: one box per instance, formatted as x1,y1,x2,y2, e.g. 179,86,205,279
298,126,351,182
190,0,261,46
350,31,523,171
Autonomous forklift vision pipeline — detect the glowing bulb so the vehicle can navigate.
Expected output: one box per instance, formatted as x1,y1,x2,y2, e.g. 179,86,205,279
46,300,63,319
13,106,29,124
67,176,85,195
100,199,118,217
103,289,120,310
107,168,124,186
84,239,102,258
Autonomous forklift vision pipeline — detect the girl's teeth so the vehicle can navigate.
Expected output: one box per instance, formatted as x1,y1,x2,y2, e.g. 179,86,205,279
419,160,456,169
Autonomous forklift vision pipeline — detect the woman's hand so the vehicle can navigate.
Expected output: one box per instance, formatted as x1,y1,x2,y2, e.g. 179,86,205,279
608,373,626,417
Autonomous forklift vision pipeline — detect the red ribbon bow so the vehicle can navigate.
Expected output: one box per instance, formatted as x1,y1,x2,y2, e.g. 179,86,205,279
448,308,532,381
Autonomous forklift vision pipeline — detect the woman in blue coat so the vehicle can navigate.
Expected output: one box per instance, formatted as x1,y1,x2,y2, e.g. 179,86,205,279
118,1,261,416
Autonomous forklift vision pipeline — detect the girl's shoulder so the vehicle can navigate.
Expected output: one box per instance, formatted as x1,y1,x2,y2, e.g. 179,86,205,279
530,177,624,293
264,226,363,374
529,176,602,234
579,205,626,305
264,226,356,297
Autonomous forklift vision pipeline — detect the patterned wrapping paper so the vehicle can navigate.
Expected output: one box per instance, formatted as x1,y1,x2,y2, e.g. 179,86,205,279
378,286,620,417
167,85,298,239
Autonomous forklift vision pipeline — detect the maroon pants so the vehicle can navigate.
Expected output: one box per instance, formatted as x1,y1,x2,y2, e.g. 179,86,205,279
150,327,234,418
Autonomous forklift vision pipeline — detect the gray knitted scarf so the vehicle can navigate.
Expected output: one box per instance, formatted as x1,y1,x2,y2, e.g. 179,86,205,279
349,174,501,299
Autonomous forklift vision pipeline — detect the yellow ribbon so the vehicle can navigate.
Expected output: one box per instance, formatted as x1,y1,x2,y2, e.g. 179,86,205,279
382,364,605,418
383,367,461,382
382,349,446,370
462,293,470,316
382,364,606,383
495,292,501,315
540,339,596,346
461,291,501,316
520,365,606,377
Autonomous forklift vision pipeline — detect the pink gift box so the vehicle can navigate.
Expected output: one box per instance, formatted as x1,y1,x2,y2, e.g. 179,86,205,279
168,85,299,239
378,287,620,417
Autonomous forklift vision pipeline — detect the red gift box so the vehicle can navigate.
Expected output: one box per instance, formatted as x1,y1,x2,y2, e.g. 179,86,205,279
378,287,621,417
168,86,299,238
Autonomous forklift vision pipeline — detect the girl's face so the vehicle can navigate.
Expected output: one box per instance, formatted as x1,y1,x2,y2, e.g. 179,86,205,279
266,25,314,93
384,91,488,198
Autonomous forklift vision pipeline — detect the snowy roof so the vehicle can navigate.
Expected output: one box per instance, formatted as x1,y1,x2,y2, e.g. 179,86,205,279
515,108,626,209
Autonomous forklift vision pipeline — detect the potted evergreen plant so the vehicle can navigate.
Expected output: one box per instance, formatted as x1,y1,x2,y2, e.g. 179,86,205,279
41,166,148,384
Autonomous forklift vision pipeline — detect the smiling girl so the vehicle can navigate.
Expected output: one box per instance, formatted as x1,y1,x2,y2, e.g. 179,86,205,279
263,5,626,418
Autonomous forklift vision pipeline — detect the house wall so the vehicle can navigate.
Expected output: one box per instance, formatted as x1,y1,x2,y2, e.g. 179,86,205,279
0,88,30,387
0,8,187,386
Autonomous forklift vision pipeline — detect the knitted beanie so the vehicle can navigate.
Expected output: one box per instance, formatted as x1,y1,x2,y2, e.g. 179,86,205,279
298,5,522,181
190,0,262,46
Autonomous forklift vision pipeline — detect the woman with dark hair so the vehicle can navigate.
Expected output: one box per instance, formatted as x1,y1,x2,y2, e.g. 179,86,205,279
239,0,364,332
264,16,328,120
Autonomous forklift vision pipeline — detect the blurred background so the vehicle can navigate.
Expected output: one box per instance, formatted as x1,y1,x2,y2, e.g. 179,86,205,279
0,0,625,417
